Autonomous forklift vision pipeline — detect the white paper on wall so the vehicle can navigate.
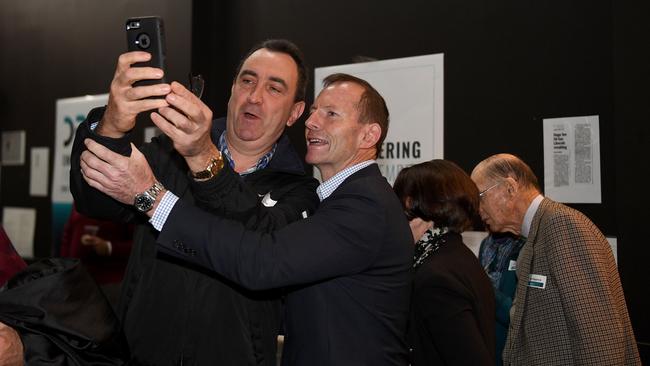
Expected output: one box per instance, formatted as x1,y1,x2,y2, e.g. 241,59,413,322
30,147,50,197
543,115,601,203
2,207,37,257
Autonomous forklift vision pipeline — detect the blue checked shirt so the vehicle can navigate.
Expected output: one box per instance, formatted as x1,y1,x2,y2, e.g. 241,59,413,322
316,160,375,201
150,131,276,231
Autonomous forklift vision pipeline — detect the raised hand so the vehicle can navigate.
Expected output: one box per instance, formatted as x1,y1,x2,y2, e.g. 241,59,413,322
98,52,171,138
151,81,218,172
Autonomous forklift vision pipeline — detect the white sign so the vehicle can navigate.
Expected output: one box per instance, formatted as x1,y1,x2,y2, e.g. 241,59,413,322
52,94,108,203
543,115,601,203
30,147,50,197
2,207,36,258
314,54,444,184
1,130,26,166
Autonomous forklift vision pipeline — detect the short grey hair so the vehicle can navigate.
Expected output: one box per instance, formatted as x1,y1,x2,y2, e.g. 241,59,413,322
474,153,540,192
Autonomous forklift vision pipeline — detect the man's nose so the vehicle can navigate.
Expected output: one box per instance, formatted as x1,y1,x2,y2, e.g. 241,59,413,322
305,114,320,130
247,85,263,104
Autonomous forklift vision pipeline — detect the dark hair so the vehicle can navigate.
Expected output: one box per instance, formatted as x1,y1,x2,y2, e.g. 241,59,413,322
322,73,389,157
393,159,479,233
233,39,308,102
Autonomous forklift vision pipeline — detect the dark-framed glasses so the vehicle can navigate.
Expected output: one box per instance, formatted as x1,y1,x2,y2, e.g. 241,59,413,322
479,182,501,199
189,74,205,99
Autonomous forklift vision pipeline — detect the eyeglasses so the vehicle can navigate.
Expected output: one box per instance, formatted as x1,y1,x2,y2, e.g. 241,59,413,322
189,74,205,99
479,182,501,199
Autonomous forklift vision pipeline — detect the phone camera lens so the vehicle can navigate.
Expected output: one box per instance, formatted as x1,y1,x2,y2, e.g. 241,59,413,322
127,21,140,30
136,33,151,49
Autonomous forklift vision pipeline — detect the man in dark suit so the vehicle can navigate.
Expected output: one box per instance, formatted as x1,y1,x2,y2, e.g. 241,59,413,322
80,73,413,365
70,39,320,365
471,153,640,365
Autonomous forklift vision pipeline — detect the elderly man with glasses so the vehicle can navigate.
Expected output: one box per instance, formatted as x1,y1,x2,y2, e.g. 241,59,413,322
470,153,640,366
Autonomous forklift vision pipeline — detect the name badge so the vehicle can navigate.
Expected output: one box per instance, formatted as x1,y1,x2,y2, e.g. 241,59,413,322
508,260,517,271
528,274,547,289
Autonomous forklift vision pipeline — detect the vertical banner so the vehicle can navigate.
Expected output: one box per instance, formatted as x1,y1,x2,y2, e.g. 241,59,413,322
542,115,601,203
314,54,444,184
52,94,108,255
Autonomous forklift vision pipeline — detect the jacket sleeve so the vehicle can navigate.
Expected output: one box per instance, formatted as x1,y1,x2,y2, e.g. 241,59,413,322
70,107,139,223
189,164,319,233
156,186,385,290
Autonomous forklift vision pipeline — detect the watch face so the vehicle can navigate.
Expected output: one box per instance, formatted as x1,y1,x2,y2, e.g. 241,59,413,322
134,193,154,212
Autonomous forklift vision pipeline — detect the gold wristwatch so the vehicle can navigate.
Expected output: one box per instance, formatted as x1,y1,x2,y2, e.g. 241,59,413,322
191,153,225,180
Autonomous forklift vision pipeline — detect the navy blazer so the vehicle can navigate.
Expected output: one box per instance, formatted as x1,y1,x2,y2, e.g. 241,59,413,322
157,164,414,365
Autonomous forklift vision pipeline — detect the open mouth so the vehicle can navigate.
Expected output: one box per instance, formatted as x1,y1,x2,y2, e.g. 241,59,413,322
307,137,328,146
243,111,259,119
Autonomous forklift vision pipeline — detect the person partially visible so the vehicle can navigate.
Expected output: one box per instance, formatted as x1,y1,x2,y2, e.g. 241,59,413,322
70,39,320,365
61,204,134,286
471,153,640,365
1,227,128,365
393,159,495,366
0,321,23,366
0,226,26,366
478,231,525,366
0,226,27,286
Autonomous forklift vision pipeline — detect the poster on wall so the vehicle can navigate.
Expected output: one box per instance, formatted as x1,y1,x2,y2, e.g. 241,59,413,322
314,54,444,185
542,115,601,203
51,94,108,254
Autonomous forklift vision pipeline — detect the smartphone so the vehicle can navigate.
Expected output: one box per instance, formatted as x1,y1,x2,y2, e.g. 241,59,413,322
126,16,166,88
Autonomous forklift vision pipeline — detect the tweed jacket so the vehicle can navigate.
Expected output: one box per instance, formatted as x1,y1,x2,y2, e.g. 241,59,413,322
503,198,640,365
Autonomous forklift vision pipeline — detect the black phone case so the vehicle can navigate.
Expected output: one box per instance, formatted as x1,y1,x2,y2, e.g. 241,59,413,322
126,16,166,87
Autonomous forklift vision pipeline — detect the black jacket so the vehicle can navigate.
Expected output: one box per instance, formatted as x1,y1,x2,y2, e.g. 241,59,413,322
156,164,414,365
70,107,320,366
408,232,495,366
0,258,129,365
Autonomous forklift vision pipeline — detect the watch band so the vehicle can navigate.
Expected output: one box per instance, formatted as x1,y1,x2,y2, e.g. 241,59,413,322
133,181,165,213
191,154,225,180
146,181,165,198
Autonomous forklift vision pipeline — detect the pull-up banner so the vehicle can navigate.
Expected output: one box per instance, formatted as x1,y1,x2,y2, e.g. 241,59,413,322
314,54,444,184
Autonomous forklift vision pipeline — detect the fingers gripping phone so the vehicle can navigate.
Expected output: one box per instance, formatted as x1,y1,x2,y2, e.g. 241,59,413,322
126,16,166,88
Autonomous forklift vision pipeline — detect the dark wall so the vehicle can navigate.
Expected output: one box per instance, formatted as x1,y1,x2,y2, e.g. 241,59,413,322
192,0,648,358
612,0,650,361
0,0,192,257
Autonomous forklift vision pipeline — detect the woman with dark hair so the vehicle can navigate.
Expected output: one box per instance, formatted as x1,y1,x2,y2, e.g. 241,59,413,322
394,159,495,365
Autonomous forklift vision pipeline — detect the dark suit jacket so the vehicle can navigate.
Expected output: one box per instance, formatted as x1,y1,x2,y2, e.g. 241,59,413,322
409,232,495,366
503,198,640,365
157,164,414,366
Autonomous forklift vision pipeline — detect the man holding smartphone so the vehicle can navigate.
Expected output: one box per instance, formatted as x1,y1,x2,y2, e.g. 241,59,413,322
70,39,319,365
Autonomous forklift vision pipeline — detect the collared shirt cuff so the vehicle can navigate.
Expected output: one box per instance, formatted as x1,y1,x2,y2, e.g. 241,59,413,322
149,191,179,231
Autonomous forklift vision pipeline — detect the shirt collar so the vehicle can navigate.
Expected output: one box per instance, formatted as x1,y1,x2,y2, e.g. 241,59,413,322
218,130,277,176
316,160,375,201
522,194,544,238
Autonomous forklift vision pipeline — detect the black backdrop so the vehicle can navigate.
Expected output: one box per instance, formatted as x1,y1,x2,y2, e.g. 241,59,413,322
0,0,647,360
190,0,649,359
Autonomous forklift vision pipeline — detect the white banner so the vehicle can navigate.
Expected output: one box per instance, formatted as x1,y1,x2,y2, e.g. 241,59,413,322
52,94,108,203
314,54,444,184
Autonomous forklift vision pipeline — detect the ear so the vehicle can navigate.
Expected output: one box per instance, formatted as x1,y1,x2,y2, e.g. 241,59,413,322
504,176,518,195
359,123,381,149
286,101,306,127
